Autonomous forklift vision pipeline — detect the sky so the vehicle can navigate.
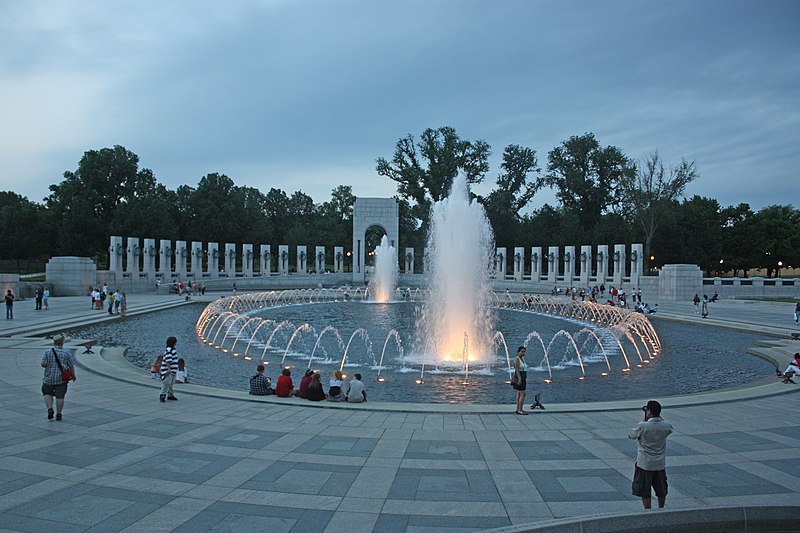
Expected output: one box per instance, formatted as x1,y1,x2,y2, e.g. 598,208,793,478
1,0,798,211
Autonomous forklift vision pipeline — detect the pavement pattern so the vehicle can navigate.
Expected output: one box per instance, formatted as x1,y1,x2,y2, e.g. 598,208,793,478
0,292,798,532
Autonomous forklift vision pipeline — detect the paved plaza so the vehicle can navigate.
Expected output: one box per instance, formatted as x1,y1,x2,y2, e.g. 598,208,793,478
0,292,798,532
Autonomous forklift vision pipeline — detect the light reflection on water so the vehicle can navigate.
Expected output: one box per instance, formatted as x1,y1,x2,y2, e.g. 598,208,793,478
69,302,774,404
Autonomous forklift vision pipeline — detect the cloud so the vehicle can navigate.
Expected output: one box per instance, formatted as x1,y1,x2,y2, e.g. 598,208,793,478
0,0,797,210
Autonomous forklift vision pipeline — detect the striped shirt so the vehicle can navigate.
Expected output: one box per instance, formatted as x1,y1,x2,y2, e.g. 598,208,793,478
160,347,178,376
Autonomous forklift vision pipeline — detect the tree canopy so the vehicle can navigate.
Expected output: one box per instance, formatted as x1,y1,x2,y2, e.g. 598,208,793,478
1,138,797,278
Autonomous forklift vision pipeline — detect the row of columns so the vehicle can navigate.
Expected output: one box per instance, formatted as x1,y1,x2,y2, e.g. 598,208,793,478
109,237,347,278
494,244,643,286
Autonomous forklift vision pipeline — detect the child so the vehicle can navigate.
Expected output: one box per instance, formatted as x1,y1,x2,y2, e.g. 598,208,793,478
175,358,189,383
150,354,163,379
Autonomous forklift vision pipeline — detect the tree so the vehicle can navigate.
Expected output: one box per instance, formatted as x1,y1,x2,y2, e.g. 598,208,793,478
318,186,356,252
0,192,52,260
482,144,541,246
542,133,634,237
619,152,697,273
675,196,724,274
376,126,491,228
720,203,758,276
752,205,800,276
46,145,159,257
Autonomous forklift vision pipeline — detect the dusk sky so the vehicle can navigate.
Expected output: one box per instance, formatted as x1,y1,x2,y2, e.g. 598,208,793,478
2,0,798,210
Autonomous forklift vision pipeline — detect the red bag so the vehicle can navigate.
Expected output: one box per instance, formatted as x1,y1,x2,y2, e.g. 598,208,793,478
52,349,76,382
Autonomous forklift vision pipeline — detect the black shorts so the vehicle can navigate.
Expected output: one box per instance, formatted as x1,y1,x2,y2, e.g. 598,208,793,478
632,464,668,498
41,383,68,399
513,371,527,391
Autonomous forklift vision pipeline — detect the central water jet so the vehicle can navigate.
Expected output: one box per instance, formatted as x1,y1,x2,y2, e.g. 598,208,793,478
415,175,496,364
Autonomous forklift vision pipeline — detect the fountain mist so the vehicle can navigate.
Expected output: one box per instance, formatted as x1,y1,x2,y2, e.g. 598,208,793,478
415,175,496,364
368,235,397,302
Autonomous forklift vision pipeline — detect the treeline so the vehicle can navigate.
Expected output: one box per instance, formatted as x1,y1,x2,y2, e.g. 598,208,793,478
0,128,797,277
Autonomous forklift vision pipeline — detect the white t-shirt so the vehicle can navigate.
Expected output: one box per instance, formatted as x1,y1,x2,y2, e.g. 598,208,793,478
346,379,366,402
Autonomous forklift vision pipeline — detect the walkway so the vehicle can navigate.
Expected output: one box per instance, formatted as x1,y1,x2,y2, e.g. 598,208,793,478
0,293,798,532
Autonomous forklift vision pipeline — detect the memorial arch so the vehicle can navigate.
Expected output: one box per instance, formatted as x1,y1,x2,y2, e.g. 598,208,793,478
352,198,399,284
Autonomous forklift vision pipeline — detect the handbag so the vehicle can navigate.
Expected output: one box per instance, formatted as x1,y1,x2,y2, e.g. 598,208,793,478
510,373,519,387
52,349,76,382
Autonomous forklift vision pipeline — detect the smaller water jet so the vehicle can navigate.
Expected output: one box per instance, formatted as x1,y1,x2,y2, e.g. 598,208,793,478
368,235,398,302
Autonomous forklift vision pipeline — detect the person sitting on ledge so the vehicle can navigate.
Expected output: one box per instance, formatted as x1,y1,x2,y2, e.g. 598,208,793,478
275,367,295,397
327,370,345,401
249,364,274,395
305,373,327,401
782,359,799,384
297,369,314,398
345,373,367,403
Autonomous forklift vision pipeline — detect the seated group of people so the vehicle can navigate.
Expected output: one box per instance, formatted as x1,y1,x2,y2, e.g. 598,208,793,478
249,366,367,402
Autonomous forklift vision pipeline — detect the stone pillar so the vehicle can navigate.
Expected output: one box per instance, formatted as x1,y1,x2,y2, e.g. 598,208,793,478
315,246,325,273
191,241,203,275
334,246,344,274
278,245,289,275
143,239,157,274
404,248,414,274
175,241,188,279
579,245,592,287
126,237,140,273
260,245,271,276
630,243,643,287
513,247,525,281
207,243,219,278
563,245,575,286
658,264,702,301
109,236,124,273
547,246,559,284
495,248,506,279
159,240,173,275
45,257,96,296
612,244,626,286
224,243,236,276
530,247,541,282
297,245,307,274
243,244,254,277
596,245,608,286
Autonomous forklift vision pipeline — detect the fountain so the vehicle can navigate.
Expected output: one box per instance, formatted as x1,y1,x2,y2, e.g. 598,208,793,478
189,176,669,402
414,175,495,364
367,235,397,303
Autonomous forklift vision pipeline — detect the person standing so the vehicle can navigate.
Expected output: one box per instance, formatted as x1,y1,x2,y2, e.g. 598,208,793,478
513,346,528,415
35,286,43,310
113,289,121,314
692,293,700,315
628,400,673,509
107,290,115,314
120,292,127,318
794,302,800,325
4,289,14,319
159,336,179,402
41,334,76,421
701,295,709,319
43,287,50,310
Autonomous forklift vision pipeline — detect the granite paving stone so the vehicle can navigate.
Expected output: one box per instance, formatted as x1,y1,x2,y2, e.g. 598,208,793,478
0,294,798,532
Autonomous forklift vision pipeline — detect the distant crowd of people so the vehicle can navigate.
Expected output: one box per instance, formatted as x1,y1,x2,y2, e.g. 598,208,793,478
89,284,127,317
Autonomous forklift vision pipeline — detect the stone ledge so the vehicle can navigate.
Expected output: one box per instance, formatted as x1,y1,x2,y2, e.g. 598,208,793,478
485,505,800,533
